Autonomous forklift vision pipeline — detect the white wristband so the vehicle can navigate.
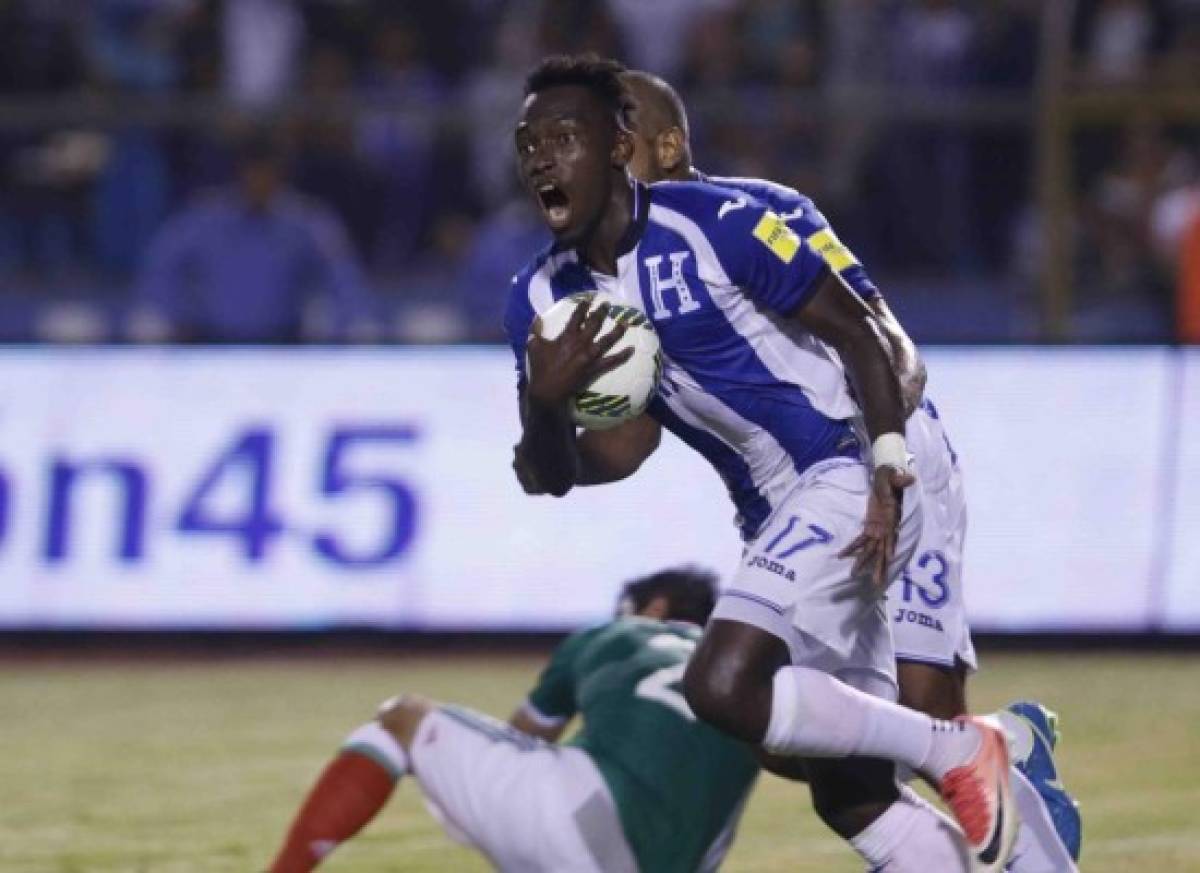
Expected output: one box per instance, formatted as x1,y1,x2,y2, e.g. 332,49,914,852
871,432,908,471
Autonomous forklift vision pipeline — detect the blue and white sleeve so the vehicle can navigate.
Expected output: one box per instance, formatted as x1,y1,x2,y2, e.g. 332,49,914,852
782,199,881,301
706,199,832,315
503,273,536,390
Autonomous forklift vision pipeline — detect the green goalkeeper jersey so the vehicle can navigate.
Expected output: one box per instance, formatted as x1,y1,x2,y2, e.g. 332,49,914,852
527,617,760,873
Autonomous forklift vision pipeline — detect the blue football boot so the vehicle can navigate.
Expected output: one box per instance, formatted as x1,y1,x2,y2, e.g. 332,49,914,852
998,700,1083,862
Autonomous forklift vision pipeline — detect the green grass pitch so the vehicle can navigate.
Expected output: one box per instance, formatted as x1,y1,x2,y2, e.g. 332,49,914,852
1,651,1197,872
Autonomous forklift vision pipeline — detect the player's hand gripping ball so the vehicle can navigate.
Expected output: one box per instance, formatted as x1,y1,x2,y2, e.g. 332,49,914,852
529,292,662,430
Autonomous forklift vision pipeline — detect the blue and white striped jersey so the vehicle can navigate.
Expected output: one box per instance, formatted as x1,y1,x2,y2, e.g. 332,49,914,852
700,173,880,302
505,180,864,540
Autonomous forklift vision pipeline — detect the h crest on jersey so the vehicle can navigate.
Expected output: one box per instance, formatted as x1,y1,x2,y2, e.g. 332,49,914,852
644,251,701,320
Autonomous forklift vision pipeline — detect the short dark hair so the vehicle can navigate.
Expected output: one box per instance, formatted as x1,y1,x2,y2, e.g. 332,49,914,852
618,565,719,625
525,54,634,131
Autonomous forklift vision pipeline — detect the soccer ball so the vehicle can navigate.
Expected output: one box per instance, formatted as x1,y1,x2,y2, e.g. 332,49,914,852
530,292,662,430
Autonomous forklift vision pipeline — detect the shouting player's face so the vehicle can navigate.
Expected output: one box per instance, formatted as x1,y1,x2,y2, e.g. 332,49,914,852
515,85,625,244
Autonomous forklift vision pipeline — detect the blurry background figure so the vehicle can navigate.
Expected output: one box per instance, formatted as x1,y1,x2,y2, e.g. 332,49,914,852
607,0,734,82
464,9,544,212
0,0,1192,343
454,195,547,341
1177,192,1200,340
132,131,375,343
879,0,977,273
1075,121,1193,339
537,0,622,60
1073,0,1170,85
353,15,443,274
289,42,386,267
222,0,303,107
85,0,195,276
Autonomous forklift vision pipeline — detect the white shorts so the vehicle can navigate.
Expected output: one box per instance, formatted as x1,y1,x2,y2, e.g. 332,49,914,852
712,458,923,694
892,404,978,672
410,706,638,873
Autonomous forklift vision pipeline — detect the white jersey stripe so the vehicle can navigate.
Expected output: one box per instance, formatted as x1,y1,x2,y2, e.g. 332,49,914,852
528,262,556,313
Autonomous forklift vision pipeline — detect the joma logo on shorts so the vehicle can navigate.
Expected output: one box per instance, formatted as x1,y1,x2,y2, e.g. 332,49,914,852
747,555,796,582
893,608,944,632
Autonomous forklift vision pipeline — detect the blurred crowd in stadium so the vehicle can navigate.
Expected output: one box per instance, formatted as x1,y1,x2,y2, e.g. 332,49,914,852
0,0,1198,343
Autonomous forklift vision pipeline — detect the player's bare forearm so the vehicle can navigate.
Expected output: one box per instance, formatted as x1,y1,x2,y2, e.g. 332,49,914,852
515,410,660,492
792,273,905,441
866,296,926,419
515,391,580,497
794,273,914,588
577,414,662,485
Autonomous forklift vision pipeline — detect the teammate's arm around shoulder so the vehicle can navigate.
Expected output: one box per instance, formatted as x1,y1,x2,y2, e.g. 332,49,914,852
865,296,926,419
789,274,915,588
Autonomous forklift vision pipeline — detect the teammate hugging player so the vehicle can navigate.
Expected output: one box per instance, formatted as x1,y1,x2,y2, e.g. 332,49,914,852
617,69,1082,872
268,567,760,873
508,55,1015,872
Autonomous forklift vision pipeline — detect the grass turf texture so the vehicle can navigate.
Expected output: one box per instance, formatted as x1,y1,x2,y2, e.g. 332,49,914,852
0,652,1196,872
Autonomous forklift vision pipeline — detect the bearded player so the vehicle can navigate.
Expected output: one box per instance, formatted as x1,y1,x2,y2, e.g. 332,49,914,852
617,70,1082,872
508,55,1015,871
268,567,760,873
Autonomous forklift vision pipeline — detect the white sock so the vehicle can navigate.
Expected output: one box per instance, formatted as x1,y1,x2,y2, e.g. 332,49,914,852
340,722,409,779
1007,768,1080,873
920,719,983,782
850,785,970,872
763,666,980,780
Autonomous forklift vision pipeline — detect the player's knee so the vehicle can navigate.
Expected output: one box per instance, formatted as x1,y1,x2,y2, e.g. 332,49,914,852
681,657,726,723
376,694,435,750
682,653,770,743
683,621,786,743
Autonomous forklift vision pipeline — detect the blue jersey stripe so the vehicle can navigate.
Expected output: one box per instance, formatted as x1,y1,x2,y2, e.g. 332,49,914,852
648,395,771,540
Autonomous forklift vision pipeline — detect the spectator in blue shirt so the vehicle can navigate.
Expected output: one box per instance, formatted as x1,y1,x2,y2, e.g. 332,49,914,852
134,134,375,343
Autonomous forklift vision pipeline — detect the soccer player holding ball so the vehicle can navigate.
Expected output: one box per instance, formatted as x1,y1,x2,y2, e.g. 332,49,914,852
508,55,1016,872
612,69,1081,872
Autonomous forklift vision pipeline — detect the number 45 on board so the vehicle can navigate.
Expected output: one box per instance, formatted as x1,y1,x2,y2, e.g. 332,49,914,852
30,426,419,567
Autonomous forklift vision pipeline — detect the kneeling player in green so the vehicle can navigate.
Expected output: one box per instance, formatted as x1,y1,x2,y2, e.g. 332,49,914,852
268,567,760,873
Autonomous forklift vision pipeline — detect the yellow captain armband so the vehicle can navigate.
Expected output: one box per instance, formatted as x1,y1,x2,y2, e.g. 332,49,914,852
752,212,801,264
806,228,860,273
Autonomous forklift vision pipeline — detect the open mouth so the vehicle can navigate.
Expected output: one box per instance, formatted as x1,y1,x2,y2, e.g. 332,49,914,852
536,183,571,230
